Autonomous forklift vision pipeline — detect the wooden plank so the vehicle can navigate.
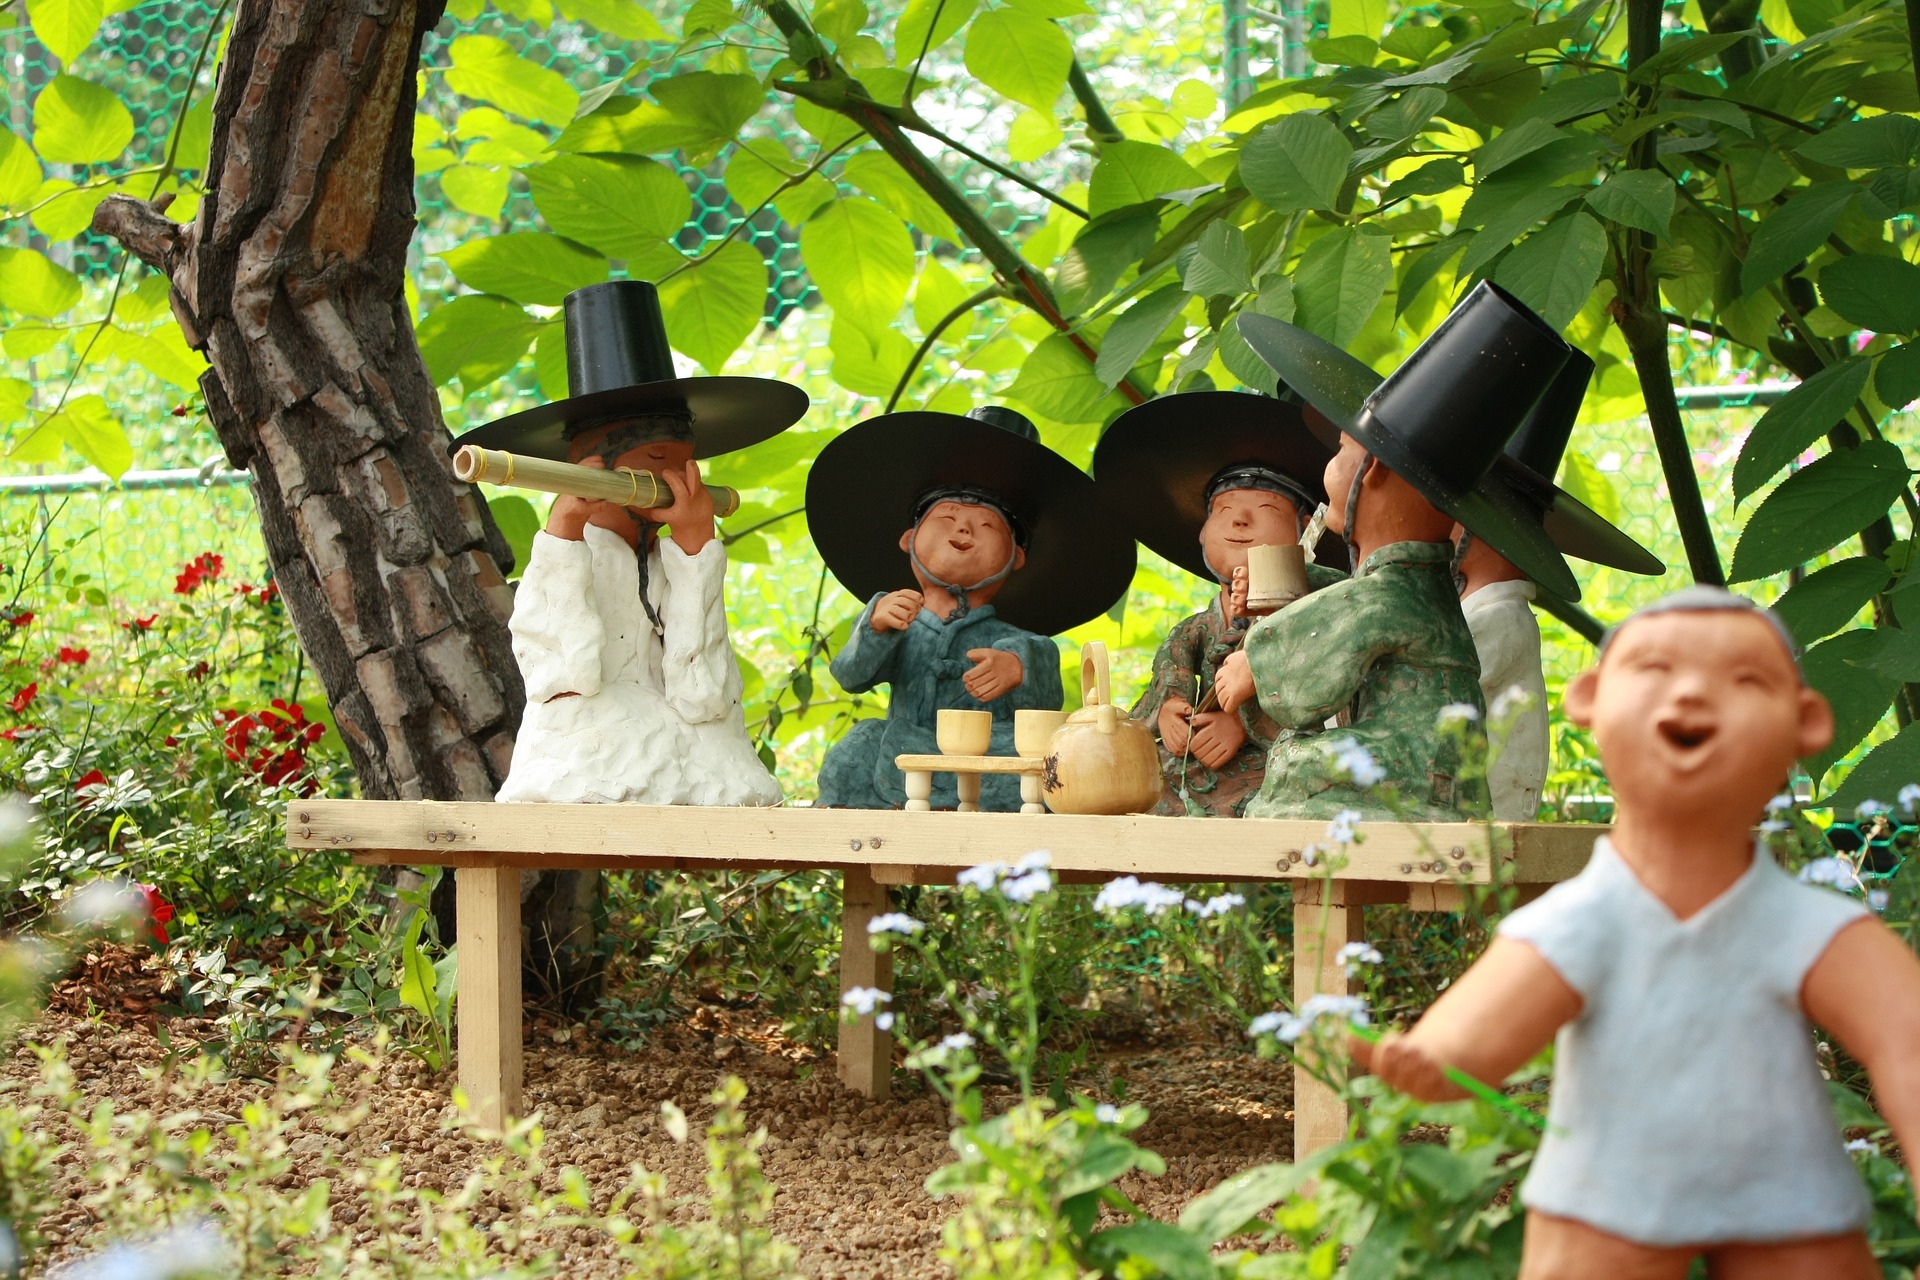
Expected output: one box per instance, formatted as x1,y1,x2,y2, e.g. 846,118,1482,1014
838,866,893,1100
289,800,1602,886
456,866,522,1130
1292,879,1362,1161
893,754,1043,775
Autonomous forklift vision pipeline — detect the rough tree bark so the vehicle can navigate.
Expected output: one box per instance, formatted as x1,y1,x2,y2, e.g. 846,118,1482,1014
92,0,600,1008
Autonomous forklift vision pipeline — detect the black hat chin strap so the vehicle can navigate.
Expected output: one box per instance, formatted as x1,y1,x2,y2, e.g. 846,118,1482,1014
907,521,1019,623
1450,529,1473,597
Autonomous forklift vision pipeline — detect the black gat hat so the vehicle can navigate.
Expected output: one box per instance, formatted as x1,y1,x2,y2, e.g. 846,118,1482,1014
806,407,1137,636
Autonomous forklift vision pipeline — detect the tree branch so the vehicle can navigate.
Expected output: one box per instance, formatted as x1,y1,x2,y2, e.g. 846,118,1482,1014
887,284,1007,412
1068,56,1125,144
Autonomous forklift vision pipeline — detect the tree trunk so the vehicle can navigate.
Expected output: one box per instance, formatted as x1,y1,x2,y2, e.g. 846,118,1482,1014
92,0,598,1006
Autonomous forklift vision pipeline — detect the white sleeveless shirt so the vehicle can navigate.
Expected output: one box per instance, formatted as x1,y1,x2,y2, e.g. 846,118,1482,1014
1498,837,1871,1246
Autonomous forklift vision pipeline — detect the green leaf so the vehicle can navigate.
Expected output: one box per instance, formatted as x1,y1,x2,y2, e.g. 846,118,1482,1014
28,179,110,240
171,95,212,173
895,0,978,65
1008,333,1124,423
1729,441,1913,583
553,0,668,39
1310,35,1378,65
440,164,510,219
0,378,29,426
1476,118,1568,178
555,95,705,156
1585,169,1675,240
438,233,606,307
801,197,916,336
398,912,438,1020
1054,208,1158,312
1179,1160,1319,1243
1772,557,1891,646
1402,1144,1478,1200
0,247,82,318
1627,30,1750,82
656,240,766,372
415,294,540,386
681,0,732,37
1457,182,1586,277
964,10,1071,113
26,0,104,64
1096,286,1187,388
1798,116,1920,171
1293,225,1393,345
1494,212,1606,330
1397,231,1469,315
1180,221,1250,297
1240,113,1352,214
445,35,581,125
723,139,799,214
32,74,135,165
1383,158,1463,203
1558,451,1623,523
1086,1221,1215,1280
1087,140,1205,219
487,495,541,578
1731,357,1873,502
36,393,131,478
533,321,568,399
1328,0,1388,40
1826,721,1920,810
1803,628,1902,779
844,150,959,242
1819,254,1920,335
1878,341,1920,408
650,73,762,153
827,315,915,398
1009,109,1063,162
1006,0,1091,14
527,154,690,259
1739,181,1857,297
0,129,42,210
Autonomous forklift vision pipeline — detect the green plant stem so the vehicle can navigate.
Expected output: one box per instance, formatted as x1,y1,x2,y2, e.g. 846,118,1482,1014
720,505,805,545
886,284,1007,412
1067,57,1125,144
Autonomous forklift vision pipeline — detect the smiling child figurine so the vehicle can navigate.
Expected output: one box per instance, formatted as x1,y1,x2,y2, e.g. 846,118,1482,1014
1355,588,1920,1278
807,407,1135,811
1092,392,1345,816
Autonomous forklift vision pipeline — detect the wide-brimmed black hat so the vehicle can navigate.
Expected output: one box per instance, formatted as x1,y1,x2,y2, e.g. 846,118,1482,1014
1091,391,1347,581
807,407,1137,636
450,280,808,461
1238,282,1583,601
1237,313,1662,585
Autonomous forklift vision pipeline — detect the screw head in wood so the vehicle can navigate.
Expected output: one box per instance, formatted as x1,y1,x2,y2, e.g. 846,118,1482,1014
870,837,883,849
1449,845,1466,859
850,838,863,851
1400,863,1413,874
1459,861,1473,876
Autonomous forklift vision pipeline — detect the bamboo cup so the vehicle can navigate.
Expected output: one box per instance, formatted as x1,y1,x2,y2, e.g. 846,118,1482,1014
1014,709,1068,758
1244,543,1308,612
452,445,741,518
936,709,993,756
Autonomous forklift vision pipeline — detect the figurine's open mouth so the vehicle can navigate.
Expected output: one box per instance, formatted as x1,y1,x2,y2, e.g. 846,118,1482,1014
1658,719,1717,751
948,538,975,552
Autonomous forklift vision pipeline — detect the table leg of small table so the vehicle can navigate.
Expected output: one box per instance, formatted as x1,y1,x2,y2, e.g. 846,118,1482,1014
457,865,523,1131
1292,880,1363,1161
904,770,933,812
1019,772,1044,814
955,772,981,813
838,865,894,1101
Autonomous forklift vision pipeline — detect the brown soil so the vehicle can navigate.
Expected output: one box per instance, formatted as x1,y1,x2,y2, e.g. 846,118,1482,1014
14,950,1297,1278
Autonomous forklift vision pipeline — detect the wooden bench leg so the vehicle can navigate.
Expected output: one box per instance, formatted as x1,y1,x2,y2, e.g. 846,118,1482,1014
1292,880,1363,1161
955,772,981,813
838,865,894,1100
903,769,933,812
457,866,523,1130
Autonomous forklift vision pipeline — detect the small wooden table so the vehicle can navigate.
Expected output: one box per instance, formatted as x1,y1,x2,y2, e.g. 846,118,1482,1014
894,753,1047,813
286,802,1596,1160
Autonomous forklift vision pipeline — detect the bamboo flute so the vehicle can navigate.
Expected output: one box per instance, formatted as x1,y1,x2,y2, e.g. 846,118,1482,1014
452,445,741,517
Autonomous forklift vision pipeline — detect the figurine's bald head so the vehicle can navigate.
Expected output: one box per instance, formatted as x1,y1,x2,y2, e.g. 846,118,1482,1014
1597,587,1802,683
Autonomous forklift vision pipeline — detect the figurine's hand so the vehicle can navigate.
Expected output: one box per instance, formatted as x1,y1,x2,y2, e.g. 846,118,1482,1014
1350,1030,1454,1101
871,590,924,633
1188,710,1247,769
1214,651,1257,714
656,458,716,555
1227,566,1249,620
1157,696,1194,755
963,648,1024,702
547,456,642,545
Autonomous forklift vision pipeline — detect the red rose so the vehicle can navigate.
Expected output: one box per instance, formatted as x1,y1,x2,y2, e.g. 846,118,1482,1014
7,612,32,628
172,553,225,596
57,646,88,666
0,726,37,742
8,684,36,714
134,883,174,945
74,769,107,800
125,615,158,632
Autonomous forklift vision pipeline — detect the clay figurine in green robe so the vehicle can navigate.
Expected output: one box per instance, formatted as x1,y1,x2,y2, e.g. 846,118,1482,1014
1213,282,1588,821
806,407,1136,811
1093,392,1347,816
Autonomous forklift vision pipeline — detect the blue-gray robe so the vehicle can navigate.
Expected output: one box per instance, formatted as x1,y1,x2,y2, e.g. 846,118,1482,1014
817,595,1064,810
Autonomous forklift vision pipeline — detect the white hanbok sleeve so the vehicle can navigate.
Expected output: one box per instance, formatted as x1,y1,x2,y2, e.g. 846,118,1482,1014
510,530,608,703
656,537,739,725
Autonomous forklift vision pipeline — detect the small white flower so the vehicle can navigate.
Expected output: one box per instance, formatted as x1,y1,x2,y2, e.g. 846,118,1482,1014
1015,850,1051,873
1185,892,1245,919
875,1012,895,1031
1330,739,1384,788
1490,686,1534,722
1298,993,1371,1029
1246,1011,1288,1038
1869,889,1891,913
1336,942,1383,974
939,1033,975,1052
1094,1104,1122,1124
1845,1137,1877,1154
999,868,1052,904
1094,876,1186,914
1798,857,1865,893
866,913,925,936
841,986,892,1016
1767,793,1794,814
1436,703,1480,726
1892,1170,1906,1185
61,878,144,929
1326,809,1363,845
1856,799,1891,821
1900,784,1920,814
1759,819,1790,835
957,862,1006,892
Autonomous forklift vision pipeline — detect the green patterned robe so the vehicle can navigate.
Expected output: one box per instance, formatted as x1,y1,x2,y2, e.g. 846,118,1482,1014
1242,541,1487,821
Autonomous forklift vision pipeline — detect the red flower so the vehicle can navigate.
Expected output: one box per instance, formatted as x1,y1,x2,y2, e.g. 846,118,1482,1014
187,660,211,681
7,612,32,628
134,883,174,945
56,646,88,666
0,726,37,742
217,701,324,794
74,768,107,798
7,684,36,714
173,552,224,596
170,405,189,418
125,614,158,632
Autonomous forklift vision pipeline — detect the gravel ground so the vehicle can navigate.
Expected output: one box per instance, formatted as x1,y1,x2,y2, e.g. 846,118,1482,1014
12,954,1298,1277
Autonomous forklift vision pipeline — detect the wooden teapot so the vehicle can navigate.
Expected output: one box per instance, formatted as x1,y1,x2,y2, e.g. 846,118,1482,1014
1042,641,1161,815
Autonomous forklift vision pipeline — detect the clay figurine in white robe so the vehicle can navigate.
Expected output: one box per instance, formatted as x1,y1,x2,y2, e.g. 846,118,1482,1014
1454,528,1548,821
